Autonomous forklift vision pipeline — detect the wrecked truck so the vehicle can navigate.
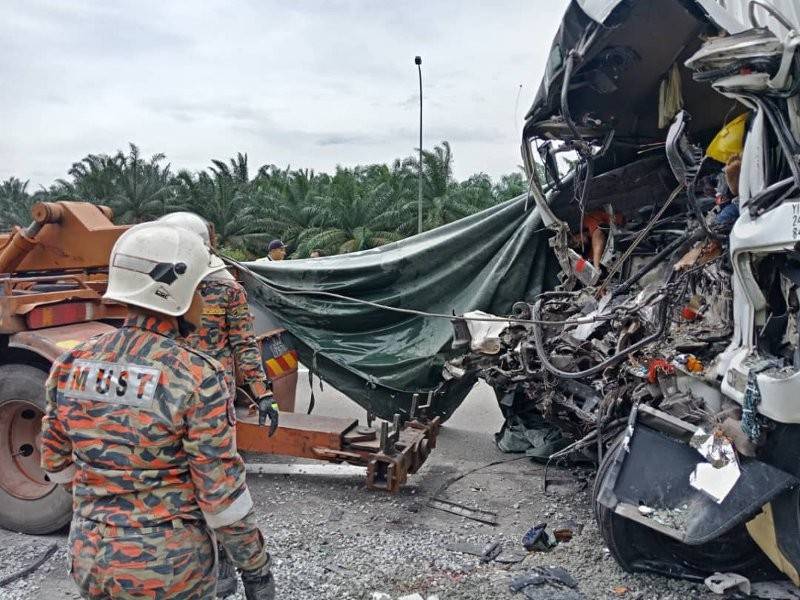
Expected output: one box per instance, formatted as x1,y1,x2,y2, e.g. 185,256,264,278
444,0,800,585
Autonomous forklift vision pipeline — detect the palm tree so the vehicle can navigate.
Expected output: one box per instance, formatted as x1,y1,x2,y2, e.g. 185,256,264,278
3,139,531,256
293,167,404,256
174,155,265,249
253,167,327,252
0,178,38,229
401,141,490,230
49,144,174,223
49,153,121,203
493,171,527,202
109,144,175,222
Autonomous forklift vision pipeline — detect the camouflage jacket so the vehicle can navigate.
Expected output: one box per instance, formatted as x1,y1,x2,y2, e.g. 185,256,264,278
40,313,254,530
184,275,269,399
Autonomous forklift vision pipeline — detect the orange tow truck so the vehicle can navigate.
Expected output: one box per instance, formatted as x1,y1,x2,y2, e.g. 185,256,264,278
0,201,438,535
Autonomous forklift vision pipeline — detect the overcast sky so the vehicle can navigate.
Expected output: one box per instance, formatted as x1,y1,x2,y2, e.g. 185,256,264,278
1,1,570,188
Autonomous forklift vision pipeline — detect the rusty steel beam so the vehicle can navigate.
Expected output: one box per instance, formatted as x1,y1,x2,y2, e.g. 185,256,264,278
236,412,356,458
235,408,440,493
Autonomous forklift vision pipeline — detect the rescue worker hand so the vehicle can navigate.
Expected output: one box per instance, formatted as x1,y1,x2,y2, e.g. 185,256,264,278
241,562,275,600
256,397,279,437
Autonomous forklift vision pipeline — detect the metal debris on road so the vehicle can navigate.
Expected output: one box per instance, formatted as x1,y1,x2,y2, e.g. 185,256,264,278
427,498,499,526
510,566,583,599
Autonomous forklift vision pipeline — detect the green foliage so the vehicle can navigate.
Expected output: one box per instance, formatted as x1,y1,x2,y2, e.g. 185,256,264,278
50,144,174,223
218,244,250,262
3,140,527,256
0,177,41,231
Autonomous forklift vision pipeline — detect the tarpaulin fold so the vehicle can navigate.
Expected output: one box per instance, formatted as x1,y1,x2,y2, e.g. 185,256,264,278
239,195,558,421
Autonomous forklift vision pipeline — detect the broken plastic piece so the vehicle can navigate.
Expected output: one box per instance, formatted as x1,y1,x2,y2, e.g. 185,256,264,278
704,572,751,595
647,358,675,384
522,523,557,551
690,429,737,468
568,248,601,286
689,428,741,503
686,356,704,373
510,566,579,592
553,519,582,542
462,310,508,355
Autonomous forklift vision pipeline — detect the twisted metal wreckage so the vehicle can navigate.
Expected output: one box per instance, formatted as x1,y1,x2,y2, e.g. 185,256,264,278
442,0,800,584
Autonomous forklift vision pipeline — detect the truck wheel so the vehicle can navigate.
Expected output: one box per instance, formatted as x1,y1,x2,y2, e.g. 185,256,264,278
593,438,772,580
0,364,72,534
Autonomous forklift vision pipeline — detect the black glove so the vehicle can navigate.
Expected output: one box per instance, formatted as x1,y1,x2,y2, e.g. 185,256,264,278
241,562,275,600
256,397,279,437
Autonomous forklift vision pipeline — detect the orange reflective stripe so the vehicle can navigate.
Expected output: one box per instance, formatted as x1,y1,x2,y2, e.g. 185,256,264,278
265,359,284,377
283,352,298,369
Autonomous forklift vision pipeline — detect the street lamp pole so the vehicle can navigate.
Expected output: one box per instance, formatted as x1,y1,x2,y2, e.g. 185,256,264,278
415,55,423,234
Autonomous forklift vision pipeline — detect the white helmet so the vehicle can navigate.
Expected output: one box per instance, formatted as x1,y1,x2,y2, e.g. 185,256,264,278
104,223,224,316
158,211,211,245
158,211,232,277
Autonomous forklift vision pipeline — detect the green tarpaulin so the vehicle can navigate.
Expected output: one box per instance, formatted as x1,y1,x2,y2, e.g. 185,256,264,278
238,195,557,421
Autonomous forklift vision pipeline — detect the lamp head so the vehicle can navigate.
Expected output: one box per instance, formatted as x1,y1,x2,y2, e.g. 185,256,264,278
414,56,422,65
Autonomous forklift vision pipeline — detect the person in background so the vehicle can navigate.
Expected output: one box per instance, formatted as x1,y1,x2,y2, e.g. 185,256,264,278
309,249,323,258
267,240,286,261
158,212,277,597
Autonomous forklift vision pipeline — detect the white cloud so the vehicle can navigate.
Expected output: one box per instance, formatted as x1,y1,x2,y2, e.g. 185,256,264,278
0,0,570,187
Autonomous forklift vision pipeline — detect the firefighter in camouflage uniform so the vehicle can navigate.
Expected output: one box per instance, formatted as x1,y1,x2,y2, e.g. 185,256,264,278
159,212,279,597
157,212,276,410
40,223,276,600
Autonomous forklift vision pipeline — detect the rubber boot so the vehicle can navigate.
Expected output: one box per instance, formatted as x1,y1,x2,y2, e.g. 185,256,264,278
241,563,276,600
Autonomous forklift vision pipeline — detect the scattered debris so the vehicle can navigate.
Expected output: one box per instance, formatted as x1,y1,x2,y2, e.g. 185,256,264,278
480,541,502,563
705,572,751,595
522,524,557,552
510,566,585,599
689,429,741,504
427,497,499,526
495,549,530,565
447,539,528,565
642,503,692,532
611,586,632,597
510,566,579,591
553,518,583,542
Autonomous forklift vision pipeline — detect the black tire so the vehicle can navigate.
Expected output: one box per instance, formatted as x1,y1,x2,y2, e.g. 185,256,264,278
0,363,72,534
593,438,774,581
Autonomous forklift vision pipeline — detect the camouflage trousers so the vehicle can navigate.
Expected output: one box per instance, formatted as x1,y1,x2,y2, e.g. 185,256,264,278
68,517,217,599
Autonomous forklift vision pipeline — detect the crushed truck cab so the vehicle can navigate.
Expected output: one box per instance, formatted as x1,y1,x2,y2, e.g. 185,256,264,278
442,0,800,585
